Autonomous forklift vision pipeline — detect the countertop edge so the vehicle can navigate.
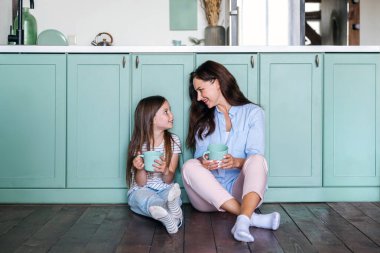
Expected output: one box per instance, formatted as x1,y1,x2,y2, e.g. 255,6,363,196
1,45,380,53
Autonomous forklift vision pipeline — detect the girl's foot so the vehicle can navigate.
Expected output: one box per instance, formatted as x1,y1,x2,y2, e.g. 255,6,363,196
167,183,183,221
231,215,254,242
251,212,280,230
149,206,178,234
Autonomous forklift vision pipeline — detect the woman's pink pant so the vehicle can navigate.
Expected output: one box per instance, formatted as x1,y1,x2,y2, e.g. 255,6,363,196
181,155,268,212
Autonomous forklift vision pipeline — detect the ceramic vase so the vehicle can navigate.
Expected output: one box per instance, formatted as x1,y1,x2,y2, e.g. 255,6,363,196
204,25,226,46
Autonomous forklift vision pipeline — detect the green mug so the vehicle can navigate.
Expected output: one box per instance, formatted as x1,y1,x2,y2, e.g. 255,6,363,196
202,144,228,162
138,151,162,172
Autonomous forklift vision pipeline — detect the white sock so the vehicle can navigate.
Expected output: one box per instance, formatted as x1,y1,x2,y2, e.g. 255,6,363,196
167,183,183,220
231,215,254,242
250,212,280,230
149,206,178,234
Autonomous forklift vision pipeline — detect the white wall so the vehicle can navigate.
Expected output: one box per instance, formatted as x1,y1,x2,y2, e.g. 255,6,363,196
361,0,380,45
1,0,227,46
0,0,12,45
1,0,379,46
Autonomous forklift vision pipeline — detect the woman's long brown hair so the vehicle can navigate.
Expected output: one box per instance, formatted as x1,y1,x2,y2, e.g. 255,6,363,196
127,96,176,186
186,60,252,150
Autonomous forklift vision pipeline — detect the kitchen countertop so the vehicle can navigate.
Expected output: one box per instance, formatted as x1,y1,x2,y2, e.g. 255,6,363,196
0,45,380,53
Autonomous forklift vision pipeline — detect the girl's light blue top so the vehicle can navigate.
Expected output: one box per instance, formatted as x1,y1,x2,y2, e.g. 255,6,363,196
194,103,265,193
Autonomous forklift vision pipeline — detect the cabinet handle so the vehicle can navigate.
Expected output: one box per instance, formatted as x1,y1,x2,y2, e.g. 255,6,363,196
122,56,126,68
135,56,139,69
250,56,255,68
315,55,319,67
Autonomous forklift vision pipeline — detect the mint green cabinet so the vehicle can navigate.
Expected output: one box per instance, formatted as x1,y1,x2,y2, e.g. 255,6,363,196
131,54,194,183
324,54,380,186
0,54,66,188
260,53,323,187
67,55,130,188
196,54,259,103
1,51,379,203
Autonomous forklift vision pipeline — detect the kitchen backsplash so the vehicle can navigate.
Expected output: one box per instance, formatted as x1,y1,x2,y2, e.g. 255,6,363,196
1,0,225,46
1,0,380,46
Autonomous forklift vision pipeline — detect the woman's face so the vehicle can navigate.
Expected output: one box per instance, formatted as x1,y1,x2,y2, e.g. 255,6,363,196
153,100,174,131
193,77,222,108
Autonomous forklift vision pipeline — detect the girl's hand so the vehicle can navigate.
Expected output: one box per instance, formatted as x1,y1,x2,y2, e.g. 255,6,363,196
201,155,219,171
133,152,144,170
153,156,167,174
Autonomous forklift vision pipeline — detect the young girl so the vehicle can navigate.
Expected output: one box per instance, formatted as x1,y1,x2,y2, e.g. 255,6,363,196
127,95,183,234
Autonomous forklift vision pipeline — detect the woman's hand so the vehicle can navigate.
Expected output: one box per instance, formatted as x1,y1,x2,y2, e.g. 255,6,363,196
200,155,219,170
153,156,167,174
220,154,245,169
133,152,144,170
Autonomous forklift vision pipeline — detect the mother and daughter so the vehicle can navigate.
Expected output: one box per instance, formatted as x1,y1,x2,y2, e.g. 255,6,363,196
126,60,280,242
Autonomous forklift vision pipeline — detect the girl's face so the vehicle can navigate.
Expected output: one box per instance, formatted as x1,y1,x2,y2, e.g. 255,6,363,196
153,100,174,131
193,77,222,108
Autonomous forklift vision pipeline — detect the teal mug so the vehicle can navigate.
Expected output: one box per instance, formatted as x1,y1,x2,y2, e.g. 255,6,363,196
138,151,162,172
202,144,228,162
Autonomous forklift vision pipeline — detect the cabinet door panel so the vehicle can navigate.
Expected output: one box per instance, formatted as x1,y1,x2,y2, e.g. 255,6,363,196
131,54,194,184
0,54,66,188
324,54,380,186
196,54,258,103
260,53,322,187
68,55,129,188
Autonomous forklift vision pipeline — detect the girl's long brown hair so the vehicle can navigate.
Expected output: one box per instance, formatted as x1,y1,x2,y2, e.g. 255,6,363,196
186,60,252,150
127,96,176,186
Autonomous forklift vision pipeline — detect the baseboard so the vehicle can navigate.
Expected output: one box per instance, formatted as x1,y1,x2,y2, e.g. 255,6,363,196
0,187,378,204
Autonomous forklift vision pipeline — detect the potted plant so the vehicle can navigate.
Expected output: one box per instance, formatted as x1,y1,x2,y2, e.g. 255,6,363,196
201,0,225,46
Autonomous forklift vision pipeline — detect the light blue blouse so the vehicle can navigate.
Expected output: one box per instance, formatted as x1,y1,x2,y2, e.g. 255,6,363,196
194,103,265,193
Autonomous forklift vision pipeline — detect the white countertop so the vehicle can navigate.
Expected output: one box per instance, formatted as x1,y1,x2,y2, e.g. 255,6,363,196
1,45,380,53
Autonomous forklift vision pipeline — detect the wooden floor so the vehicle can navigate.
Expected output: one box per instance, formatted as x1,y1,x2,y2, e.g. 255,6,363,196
0,203,379,253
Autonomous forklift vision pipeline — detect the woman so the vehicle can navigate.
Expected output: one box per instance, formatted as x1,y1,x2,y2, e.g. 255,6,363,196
182,61,280,242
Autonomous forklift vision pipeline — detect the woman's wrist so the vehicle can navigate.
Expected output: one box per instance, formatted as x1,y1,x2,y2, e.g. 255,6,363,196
234,158,246,169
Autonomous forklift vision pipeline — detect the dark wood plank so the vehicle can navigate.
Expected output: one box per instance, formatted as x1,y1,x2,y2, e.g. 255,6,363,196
183,205,216,253
0,205,35,235
83,205,130,253
351,202,380,224
248,208,284,253
0,205,61,253
0,203,377,253
14,205,87,253
306,203,379,253
282,203,351,253
150,211,184,253
259,204,317,253
48,206,111,253
328,202,380,246
115,209,156,253
211,211,250,253
249,227,284,253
